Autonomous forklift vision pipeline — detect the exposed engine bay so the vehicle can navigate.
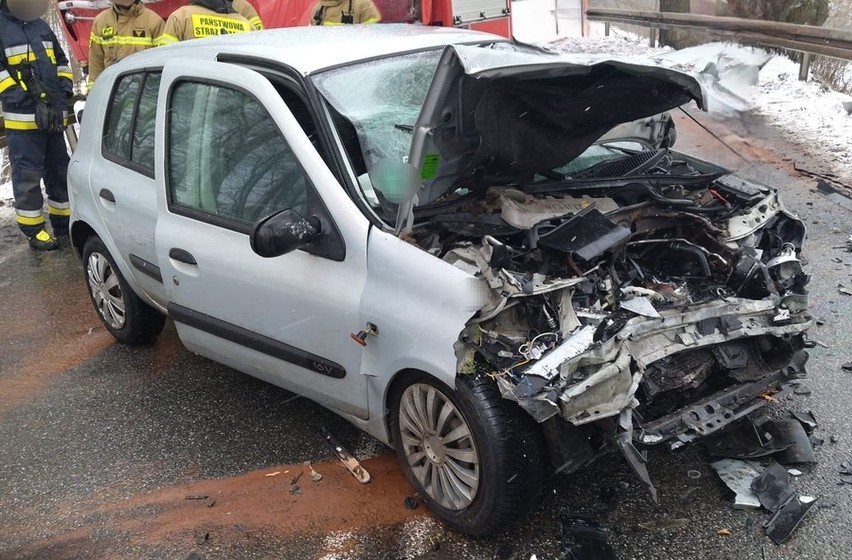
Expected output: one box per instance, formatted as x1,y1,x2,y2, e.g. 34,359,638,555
407,146,812,494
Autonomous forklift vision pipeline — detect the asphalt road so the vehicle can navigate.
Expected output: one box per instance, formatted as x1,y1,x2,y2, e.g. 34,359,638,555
1,109,851,560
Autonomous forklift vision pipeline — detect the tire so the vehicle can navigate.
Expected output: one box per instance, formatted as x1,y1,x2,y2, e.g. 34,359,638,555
389,372,547,536
82,235,165,345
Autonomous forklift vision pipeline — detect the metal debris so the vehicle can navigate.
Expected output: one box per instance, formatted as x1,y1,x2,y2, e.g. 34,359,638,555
687,470,702,479
712,459,763,510
320,426,371,484
620,296,661,319
638,518,691,531
788,469,803,477
561,517,617,560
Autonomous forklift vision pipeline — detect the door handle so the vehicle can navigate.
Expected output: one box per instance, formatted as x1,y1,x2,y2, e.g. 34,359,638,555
169,248,197,265
99,188,115,202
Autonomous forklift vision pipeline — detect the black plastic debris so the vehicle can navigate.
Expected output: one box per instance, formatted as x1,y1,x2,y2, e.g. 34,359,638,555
765,496,819,545
842,362,852,372
704,421,790,459
765,420,817,464
404,496,418,510
751,463,795,513
790,411,818,433
539,208,630,261
561,517,617,560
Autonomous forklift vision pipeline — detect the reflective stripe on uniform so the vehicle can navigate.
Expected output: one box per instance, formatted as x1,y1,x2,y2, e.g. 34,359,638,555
57,65,73,81
16,208,44,218
4,44,56,65
321,20,343,25
156,34,179,45
3,112,37,130
16,212,45,226
249,16,264,29
47,206,71,216
362,17,380,23
0,70,14,93
90,34,156,47
47,199,71,210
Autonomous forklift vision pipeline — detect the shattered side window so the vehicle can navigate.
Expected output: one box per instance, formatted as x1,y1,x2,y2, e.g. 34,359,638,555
312,50,443,212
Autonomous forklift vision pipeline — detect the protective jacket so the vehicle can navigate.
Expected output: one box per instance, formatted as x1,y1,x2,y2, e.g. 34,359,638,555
310,0,381,25
89,2,165,83
160,0,253,44
233,0,264,30
0,5,73,129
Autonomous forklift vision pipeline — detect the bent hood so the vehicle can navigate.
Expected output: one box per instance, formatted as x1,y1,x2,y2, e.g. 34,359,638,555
408,45,705,207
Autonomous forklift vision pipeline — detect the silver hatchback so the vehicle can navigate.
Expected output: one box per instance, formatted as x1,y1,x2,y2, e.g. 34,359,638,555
70,25,812,535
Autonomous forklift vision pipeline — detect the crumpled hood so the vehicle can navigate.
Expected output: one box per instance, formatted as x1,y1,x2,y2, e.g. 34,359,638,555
408,45,705,206
190,0,235,14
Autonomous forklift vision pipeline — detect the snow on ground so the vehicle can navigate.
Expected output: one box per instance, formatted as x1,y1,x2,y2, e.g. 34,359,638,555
546,35,852,181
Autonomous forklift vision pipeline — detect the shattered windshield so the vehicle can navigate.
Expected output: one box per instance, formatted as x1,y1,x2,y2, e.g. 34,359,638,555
312,49,443,219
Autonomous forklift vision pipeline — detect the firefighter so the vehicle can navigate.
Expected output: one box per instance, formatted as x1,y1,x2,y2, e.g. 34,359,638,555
0,0,74,250
233,0,264,30
88,0,165,85
159,0,253,44
310,0,381,25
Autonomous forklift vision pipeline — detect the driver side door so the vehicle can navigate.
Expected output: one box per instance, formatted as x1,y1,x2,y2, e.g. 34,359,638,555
153,60,371,419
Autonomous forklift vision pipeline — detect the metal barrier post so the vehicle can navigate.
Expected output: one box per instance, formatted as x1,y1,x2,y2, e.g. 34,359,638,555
799,52,812,81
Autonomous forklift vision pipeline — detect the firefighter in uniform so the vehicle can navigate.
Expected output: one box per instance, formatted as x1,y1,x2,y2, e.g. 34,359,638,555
310,0,381,25
0,0,74,250
88,0,165,84
233,0,264,30
159,0,253,44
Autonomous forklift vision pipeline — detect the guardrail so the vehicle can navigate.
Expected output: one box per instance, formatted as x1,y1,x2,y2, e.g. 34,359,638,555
587,8,852,80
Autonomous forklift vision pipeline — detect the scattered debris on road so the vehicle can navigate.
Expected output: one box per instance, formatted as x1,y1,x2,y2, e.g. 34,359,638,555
561,516,617,560
320,426,371,484
306,462,323,482
404,496,418,510
717,528,732,537
637,518,691,531
184,495,208,501
842,362,852,372
711,459,763,510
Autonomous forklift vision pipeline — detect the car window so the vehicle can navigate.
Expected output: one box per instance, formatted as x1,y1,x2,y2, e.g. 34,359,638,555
131,73,161,171
167,81,309,228
103,71,161,176
103,73,142,161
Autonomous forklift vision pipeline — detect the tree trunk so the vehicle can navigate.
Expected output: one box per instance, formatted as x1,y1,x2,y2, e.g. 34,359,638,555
659,0,692,48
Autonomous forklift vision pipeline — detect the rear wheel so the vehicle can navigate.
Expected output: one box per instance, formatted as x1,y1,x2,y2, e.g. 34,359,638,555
390,372,546,536
82,235,165,345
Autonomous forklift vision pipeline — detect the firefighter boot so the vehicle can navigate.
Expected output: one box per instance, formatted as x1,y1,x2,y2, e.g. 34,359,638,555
28,229,60,251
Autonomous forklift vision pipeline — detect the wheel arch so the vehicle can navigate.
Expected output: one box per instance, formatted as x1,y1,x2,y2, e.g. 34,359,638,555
70,219,97,259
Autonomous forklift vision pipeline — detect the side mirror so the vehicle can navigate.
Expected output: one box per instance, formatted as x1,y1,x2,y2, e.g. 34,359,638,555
250,208,321,258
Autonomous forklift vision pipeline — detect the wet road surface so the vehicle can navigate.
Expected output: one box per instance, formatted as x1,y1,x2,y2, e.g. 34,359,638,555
1,110,851,560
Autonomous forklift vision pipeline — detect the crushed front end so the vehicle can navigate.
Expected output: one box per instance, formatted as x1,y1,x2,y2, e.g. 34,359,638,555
411,152,811,494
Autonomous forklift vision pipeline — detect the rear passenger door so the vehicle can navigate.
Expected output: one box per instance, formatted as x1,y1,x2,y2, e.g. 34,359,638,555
95,70,167,308
154,61,372,419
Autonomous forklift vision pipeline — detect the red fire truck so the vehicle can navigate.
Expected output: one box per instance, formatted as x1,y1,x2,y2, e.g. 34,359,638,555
55,0,513,65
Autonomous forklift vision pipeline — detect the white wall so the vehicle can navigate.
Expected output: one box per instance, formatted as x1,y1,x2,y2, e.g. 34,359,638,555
511,0,583,42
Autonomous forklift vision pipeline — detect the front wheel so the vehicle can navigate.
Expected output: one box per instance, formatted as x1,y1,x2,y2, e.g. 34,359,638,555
390,373,546,536
82,235,165,345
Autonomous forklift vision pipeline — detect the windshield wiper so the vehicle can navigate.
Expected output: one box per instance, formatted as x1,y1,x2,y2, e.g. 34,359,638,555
394,123,414,134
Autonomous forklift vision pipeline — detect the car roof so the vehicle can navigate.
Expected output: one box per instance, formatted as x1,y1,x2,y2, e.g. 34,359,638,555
144,24,501,75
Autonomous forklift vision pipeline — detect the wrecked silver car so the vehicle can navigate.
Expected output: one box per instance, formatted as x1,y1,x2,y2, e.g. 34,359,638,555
70,27,811,537
317,41,811,524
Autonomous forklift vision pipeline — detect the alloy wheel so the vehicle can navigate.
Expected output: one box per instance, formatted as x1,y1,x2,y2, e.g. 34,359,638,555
86,252,126,330
398,382,480,510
